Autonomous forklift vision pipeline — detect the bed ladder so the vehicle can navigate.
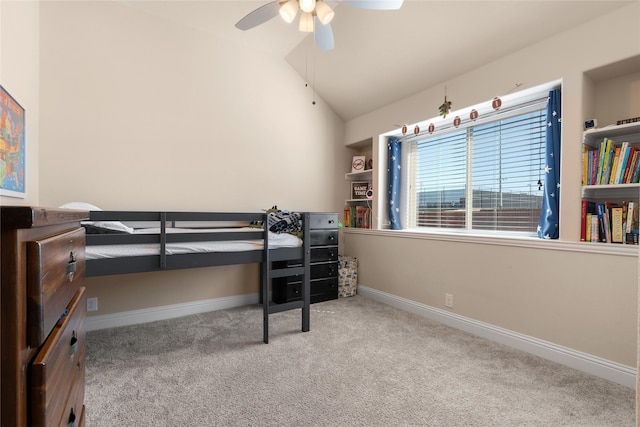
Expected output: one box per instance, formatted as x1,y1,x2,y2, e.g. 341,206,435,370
261,212,311,344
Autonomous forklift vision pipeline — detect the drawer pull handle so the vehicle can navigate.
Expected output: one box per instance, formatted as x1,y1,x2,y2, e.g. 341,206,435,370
328,219,335,224
328,235,335,241
68,331,78,357
68,408,76,427
67,252,77,282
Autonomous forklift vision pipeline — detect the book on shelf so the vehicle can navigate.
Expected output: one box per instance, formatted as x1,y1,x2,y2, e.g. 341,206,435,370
626,201,640,244
597,203,611,243
595,139,604,184
591,148,598,185
582,199,639,244
590,214,599,243
344,205,372,229
611,206,624,243
580,200,596,241
608,145,620,184
601,138,613,184
343,207,351,228
622,147,636,183
632,152,640,183
583,138,640,186
616,143,630,183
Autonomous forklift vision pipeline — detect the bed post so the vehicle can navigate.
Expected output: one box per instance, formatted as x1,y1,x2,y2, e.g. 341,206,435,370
262,211,310,343
261,212,270,344
301,212,310,332
160,212,167,269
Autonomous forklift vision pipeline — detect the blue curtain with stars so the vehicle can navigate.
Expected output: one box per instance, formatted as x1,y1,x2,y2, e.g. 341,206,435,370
388,137,402,229
537,89,562,239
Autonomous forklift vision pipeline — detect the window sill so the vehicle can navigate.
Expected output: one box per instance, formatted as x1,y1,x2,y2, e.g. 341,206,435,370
342,227,639,257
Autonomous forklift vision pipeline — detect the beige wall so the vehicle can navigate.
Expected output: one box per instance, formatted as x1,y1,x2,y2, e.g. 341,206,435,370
593,71,640,126
0,1,39,207
34,1,348,315
342,2,640,368
38,1,346,212
345,232,638,367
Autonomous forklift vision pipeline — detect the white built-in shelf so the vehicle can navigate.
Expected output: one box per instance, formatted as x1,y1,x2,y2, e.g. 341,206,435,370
583,122,640,147
582,183,640,199
345,169,373,180
582,122,640,201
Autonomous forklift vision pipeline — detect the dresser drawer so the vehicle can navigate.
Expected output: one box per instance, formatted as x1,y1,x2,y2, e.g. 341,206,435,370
27,227,85,347
311,261,338,278
31,287,86,427
78,405,86,427
310,246,338,263
273,278,339,304
310,230,338,246
272,280,302,304
59,351,85,427
309,213,338,229
310,277,338,299
42,346,85,427
272,245,339,265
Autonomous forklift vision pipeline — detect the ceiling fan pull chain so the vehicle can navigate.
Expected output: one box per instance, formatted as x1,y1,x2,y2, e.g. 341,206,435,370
305,51,312,89
312,49,316,105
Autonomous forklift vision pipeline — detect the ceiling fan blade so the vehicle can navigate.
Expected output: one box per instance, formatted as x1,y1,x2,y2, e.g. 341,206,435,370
235,1,281,31
314,19,335,51
343,0,404,10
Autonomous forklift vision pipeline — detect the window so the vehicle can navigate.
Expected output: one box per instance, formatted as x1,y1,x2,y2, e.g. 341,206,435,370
398,85,555,236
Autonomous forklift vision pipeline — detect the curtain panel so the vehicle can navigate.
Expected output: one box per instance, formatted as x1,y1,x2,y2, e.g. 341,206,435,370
537,89,562,239
387,137,402,230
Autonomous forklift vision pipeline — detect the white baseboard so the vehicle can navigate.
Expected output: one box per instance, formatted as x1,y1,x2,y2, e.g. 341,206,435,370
85,293,259,332
357,285,637,389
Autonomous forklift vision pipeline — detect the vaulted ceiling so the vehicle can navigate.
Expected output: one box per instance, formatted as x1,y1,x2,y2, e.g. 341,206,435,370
121,0,634,121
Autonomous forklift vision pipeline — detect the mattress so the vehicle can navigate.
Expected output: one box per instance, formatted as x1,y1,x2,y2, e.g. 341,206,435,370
85,227,302,260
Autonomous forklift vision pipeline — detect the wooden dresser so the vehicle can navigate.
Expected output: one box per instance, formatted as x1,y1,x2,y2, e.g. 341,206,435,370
1,206,88,427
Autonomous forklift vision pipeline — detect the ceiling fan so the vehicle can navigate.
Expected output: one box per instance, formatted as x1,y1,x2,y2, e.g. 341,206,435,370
235,0,404,51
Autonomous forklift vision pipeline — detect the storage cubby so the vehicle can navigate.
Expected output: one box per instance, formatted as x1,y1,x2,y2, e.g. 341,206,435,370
580,56,640,244
581,123,640,244
344,137,373,229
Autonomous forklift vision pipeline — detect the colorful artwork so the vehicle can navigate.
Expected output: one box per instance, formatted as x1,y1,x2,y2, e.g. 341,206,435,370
0,86,26,198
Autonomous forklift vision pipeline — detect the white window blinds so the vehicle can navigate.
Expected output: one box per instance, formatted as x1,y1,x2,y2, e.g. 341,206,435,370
406,100,547,234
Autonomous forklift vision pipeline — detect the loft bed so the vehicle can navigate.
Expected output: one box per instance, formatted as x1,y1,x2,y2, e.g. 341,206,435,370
82,209,311,343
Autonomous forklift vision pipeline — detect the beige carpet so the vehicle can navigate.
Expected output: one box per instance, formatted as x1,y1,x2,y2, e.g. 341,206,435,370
85,295,635,426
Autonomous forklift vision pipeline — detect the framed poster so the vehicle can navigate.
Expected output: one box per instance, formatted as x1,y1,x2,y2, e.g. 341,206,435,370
0,85,26,198
350,181,369,200
351,156,365,173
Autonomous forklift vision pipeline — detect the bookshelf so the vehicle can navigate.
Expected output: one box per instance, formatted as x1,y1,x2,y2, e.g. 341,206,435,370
344,169,373,229
581,122,640,244
344,138,373,229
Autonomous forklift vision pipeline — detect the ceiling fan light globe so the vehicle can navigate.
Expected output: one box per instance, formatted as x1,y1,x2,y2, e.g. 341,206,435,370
299,0,317,13
299,11,315,32
279,0,299,23
315,1,334,25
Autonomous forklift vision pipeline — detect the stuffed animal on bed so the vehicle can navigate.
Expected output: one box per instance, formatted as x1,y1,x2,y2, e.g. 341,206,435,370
250,206,303,237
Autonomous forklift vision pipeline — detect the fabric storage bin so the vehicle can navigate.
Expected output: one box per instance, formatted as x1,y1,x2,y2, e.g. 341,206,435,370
338,255,358,297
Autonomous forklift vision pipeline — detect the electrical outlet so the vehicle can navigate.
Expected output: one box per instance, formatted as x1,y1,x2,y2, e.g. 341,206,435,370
87,297,98,312
445,293,454,308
